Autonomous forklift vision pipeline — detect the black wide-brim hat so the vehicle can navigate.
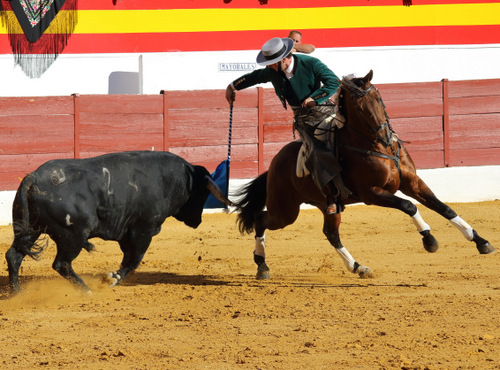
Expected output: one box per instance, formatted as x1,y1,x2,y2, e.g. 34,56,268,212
256,37,294,66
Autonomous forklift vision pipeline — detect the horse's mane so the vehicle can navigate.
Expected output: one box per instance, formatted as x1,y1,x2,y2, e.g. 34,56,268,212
340,76,369,99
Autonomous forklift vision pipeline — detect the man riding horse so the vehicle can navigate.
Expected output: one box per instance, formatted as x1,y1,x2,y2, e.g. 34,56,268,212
225,37,351,214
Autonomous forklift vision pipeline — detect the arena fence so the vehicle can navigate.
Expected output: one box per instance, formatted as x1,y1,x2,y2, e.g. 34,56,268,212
0,78,499,191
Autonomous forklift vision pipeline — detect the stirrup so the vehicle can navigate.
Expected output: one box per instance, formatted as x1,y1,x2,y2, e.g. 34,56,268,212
326,198,344,215
326,203,338,215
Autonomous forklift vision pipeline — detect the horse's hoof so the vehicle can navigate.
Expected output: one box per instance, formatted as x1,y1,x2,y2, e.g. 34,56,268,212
256,269,270,280
358,266,374,279
477,242,496,255
421,230,439,253
473,231,495,254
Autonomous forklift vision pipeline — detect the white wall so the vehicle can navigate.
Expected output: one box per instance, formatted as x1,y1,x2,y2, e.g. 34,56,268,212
1,44,499,97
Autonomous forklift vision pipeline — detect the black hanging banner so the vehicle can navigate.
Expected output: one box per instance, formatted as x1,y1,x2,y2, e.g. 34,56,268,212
0,0,78,78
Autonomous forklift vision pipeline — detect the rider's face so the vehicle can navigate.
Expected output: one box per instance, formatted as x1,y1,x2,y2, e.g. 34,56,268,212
267,56,291,72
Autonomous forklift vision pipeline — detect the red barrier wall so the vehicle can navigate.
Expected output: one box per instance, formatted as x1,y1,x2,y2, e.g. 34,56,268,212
1,79,499,191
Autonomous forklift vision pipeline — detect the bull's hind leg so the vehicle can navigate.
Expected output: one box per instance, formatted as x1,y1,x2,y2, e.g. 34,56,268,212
400,173,495,254
51,241,89,292
5,231,41,294
107,228,153,287
322,213,373,278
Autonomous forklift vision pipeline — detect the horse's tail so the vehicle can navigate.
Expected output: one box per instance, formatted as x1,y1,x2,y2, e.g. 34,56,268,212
12,175,47,260
233,172,268,234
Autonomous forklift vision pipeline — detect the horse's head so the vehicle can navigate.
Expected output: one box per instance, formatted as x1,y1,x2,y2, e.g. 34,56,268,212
340,70,393,148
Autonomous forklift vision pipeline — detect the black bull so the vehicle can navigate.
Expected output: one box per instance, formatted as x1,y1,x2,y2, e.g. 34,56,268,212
5,151,232,294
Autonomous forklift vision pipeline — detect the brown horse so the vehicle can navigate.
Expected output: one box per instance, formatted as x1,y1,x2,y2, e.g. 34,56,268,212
234,70,495,280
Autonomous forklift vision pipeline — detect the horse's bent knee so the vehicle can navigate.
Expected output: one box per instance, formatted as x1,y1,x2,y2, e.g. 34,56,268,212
400,199,418,216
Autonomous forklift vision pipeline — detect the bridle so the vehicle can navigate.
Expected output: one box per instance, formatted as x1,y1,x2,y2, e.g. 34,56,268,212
339,78,393,146
338,78,400,172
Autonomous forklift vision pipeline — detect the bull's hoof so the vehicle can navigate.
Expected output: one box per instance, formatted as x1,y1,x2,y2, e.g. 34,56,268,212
256,268,270,280
103,272,121,287
421,230,439,253
477,242,496,255
9,285,22,297
84,242,96,253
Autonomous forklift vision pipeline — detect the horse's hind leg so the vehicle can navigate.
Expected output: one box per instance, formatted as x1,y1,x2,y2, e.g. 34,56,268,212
323,213,373,278
253,202,302,280
253,232,269,280
401,174,495,254
252,210,281,280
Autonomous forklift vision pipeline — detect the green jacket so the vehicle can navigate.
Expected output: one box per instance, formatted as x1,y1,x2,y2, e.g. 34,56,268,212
232,54,339,109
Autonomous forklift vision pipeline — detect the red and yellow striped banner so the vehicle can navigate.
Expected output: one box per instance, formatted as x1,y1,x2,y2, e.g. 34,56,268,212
1,0,499,54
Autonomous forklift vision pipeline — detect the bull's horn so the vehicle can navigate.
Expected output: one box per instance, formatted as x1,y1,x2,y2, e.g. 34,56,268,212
205,176,233,207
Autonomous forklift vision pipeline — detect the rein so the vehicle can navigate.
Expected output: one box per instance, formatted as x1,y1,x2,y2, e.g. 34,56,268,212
340,141,401,176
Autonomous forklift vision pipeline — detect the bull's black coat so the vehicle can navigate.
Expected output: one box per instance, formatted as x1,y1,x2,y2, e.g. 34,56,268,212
5,151,230,293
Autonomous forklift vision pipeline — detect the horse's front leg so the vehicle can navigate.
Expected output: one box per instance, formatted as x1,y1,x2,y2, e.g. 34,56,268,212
359,187,441,253
323,213,373,278
400,173,495,254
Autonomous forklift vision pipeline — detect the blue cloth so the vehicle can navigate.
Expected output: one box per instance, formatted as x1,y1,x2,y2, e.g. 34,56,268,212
204,159,229,209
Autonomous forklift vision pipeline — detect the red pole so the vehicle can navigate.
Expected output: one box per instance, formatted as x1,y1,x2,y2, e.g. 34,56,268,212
442,79,450,167
72,93,80,159
162,91,170,152
257,87,264,174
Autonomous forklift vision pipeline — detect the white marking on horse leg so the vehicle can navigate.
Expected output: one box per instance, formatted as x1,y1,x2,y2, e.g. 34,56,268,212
254,235,265,257
65,214,73,226
449,216,473,241
336,247,373,278
335,247,356,272
411,209,431,232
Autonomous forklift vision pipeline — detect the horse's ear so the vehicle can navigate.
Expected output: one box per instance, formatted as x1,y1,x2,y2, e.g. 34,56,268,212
364,70,373,83
361,70,373,89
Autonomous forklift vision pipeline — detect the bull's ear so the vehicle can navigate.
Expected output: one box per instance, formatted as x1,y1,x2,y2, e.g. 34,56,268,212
205,175,233,207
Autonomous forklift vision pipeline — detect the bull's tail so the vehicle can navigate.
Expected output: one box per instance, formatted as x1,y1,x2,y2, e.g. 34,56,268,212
12,175,47,259
233,172,268,234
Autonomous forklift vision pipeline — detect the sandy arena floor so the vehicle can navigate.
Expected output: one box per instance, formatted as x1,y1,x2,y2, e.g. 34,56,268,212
0,201,499,369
